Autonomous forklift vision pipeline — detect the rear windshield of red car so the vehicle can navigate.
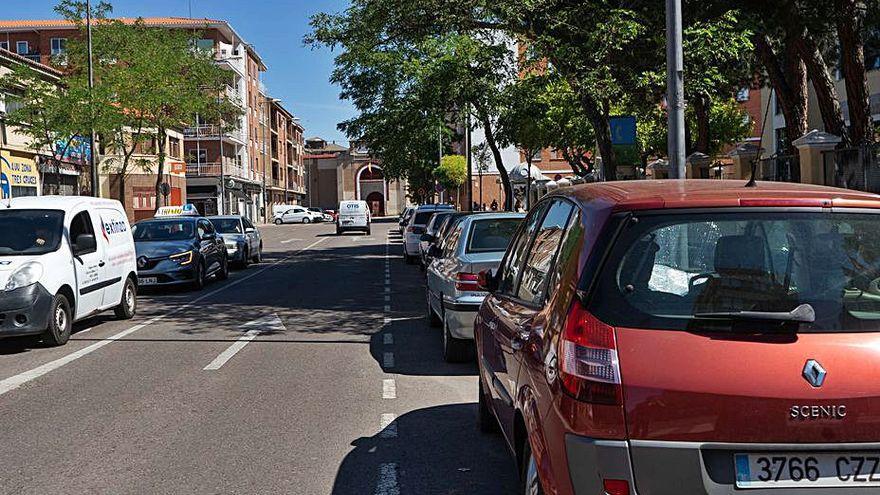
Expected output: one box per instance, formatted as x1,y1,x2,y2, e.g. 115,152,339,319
588,210,880,333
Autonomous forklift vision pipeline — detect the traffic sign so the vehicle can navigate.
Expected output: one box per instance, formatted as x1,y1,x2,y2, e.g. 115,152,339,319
610,116,637,145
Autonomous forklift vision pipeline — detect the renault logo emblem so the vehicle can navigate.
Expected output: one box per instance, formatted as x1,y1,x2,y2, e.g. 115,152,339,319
137,256,148,269
802,359,827,388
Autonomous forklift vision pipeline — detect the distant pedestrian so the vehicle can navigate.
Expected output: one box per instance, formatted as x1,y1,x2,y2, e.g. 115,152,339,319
490,199,498,211
514,199,522,212
481,203,487,211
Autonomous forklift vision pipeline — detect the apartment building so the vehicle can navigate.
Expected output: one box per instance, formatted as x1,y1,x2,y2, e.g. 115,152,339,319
0,17,285,222
262,97,306,214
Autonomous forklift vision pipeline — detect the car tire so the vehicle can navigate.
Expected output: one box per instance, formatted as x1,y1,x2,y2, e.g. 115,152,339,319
443,317,472,363
192,259,206,291
302,217,311,224
217,255,229,281
336,227,343,236
426,292,441,327
522,442,545,495
43,293,72,346
253,244,262,264
240,247,250,269
478,377,499,433
274,218,283,225
114,277,137,320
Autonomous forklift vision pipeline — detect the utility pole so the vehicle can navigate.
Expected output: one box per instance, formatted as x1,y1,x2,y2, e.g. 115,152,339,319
666,0,686,179
86,0,99,197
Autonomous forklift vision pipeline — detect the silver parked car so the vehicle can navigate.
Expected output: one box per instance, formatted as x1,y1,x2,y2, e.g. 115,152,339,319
425,212,524,362
207,215,262,268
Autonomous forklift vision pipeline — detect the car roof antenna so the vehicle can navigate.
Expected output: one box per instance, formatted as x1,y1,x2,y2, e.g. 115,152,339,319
745,88,775,188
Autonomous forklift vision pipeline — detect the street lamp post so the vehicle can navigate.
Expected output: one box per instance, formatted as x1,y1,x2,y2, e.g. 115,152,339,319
666,0,686,179
86,0,99,197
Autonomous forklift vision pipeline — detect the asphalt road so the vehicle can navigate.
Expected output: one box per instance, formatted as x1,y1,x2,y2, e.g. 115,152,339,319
0,219,518,495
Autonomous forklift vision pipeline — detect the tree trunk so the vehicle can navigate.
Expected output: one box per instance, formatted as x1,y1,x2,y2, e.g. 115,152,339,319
583,96,616,181
693,95,711,154
479,113,512,211
154,127,167,211
793,29,850,146
836,0,874,144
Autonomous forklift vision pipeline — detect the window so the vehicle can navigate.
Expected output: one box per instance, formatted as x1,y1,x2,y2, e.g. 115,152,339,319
15,41,28,55
466,218,521,254
0,41,8,51
498,202,548,295
548,209,583,301
590,211,880,333
169,137,181,158
516,200,574,304
70,211,96,254
50,38,66,55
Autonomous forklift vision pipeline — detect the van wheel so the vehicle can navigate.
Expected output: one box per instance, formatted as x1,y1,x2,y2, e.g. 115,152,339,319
443,318,472,363
478,378,499,433
43,293,72,346
114,278,137,320
302,217,311,224
522,442,545,495
274,218,283,225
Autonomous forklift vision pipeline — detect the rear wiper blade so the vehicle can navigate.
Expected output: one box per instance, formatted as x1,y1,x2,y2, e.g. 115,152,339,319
692,303,815,323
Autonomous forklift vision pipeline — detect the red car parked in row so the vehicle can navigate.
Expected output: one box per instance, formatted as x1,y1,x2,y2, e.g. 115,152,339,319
475,180,880,495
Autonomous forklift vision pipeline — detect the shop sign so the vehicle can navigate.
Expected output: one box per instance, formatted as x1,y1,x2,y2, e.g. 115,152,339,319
0,151,39,199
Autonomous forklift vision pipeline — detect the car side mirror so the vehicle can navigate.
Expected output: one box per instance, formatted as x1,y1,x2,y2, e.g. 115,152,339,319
477,269,499,292
201,233,214,241
73,234,96,254
420,233,435,242
428,245,442,258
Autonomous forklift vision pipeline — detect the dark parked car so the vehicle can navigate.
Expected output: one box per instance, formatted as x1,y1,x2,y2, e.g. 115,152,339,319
476,180,880,494
133,216,228,290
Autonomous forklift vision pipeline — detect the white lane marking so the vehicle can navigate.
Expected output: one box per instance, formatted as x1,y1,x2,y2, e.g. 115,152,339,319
384,295,391,302
384,305,391,312
383,333,393,344
202,329,260,370
0,238,326,397
280,238,303,244
384,287,391,293
379,413,397,438
383,352,395,368
382,379,396,399
375,463,400,495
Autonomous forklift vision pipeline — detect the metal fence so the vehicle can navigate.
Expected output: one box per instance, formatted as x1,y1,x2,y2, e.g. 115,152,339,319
757,154,799,182
823,143,880,193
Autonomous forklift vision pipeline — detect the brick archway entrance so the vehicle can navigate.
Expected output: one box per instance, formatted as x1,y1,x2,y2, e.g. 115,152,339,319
365,191,385,217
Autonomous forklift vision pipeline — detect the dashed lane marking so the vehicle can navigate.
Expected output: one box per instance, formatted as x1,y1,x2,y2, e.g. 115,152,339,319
383,352,395,368
202,329,261,370
383,333,393,344
382,379,396,399
380,413,397,438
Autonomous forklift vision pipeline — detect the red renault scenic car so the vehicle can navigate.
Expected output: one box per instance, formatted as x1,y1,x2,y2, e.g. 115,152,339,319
475,180,880,495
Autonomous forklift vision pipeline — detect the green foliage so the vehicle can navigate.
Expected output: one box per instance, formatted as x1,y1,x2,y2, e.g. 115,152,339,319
704,97,754,156
435,155,467,189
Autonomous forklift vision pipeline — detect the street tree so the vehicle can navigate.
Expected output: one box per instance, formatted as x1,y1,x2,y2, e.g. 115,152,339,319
435,154,467,192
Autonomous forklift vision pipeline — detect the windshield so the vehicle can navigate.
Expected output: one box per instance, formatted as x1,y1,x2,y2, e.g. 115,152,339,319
428,213,452,233
0,210,65,256
210,218,243,234
467,218,521,253
413,212,436,225
590,211,880,333
132,220,195,242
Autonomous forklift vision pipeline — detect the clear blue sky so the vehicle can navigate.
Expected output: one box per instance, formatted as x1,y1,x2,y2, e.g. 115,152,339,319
7,0,355,143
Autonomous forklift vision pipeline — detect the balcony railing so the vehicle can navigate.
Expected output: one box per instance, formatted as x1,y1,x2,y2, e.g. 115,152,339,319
186,161,247,179
224,86,243,106
183,125,244,143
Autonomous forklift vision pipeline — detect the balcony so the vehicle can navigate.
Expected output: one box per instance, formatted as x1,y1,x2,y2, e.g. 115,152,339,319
268,177,284,189
224,86,243,107
186,160,247,179
183,124,245,145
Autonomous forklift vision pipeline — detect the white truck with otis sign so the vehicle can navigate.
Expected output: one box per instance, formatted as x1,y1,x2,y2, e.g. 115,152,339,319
0,196,138,346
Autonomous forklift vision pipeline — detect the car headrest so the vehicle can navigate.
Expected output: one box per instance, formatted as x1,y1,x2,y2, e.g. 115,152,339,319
713,235,766,274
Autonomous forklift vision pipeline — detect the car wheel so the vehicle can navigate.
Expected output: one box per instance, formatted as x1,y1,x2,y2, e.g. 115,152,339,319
217,255,229,281
522,442,545,495
114,277,137,320
192,259,206,290
478,377,499,433
274,218,282,225
43,293,72,346
426,292,441,327
443,316,472,363
336,227,343,235
302,217,311,224
240,247,250,269
253,244,262,264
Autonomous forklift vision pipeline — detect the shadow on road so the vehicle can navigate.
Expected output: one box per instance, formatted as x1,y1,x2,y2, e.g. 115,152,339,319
331,403,517,495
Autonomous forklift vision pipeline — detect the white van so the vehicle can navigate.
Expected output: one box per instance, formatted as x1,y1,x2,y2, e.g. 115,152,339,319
0,196,138,346
337,200,371,235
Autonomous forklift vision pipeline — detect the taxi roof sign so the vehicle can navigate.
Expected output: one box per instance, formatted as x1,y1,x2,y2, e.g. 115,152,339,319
154,204,200,218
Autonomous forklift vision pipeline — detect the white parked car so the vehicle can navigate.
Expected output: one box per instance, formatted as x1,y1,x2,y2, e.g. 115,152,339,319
0,196,138,346
274,206,322,225
403,204,455,264
426,212,523,361
337,200,371,235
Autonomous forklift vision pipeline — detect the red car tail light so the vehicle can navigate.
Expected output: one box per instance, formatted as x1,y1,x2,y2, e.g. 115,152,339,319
603,479,630,495
454,272,480,291
559,301,621,405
